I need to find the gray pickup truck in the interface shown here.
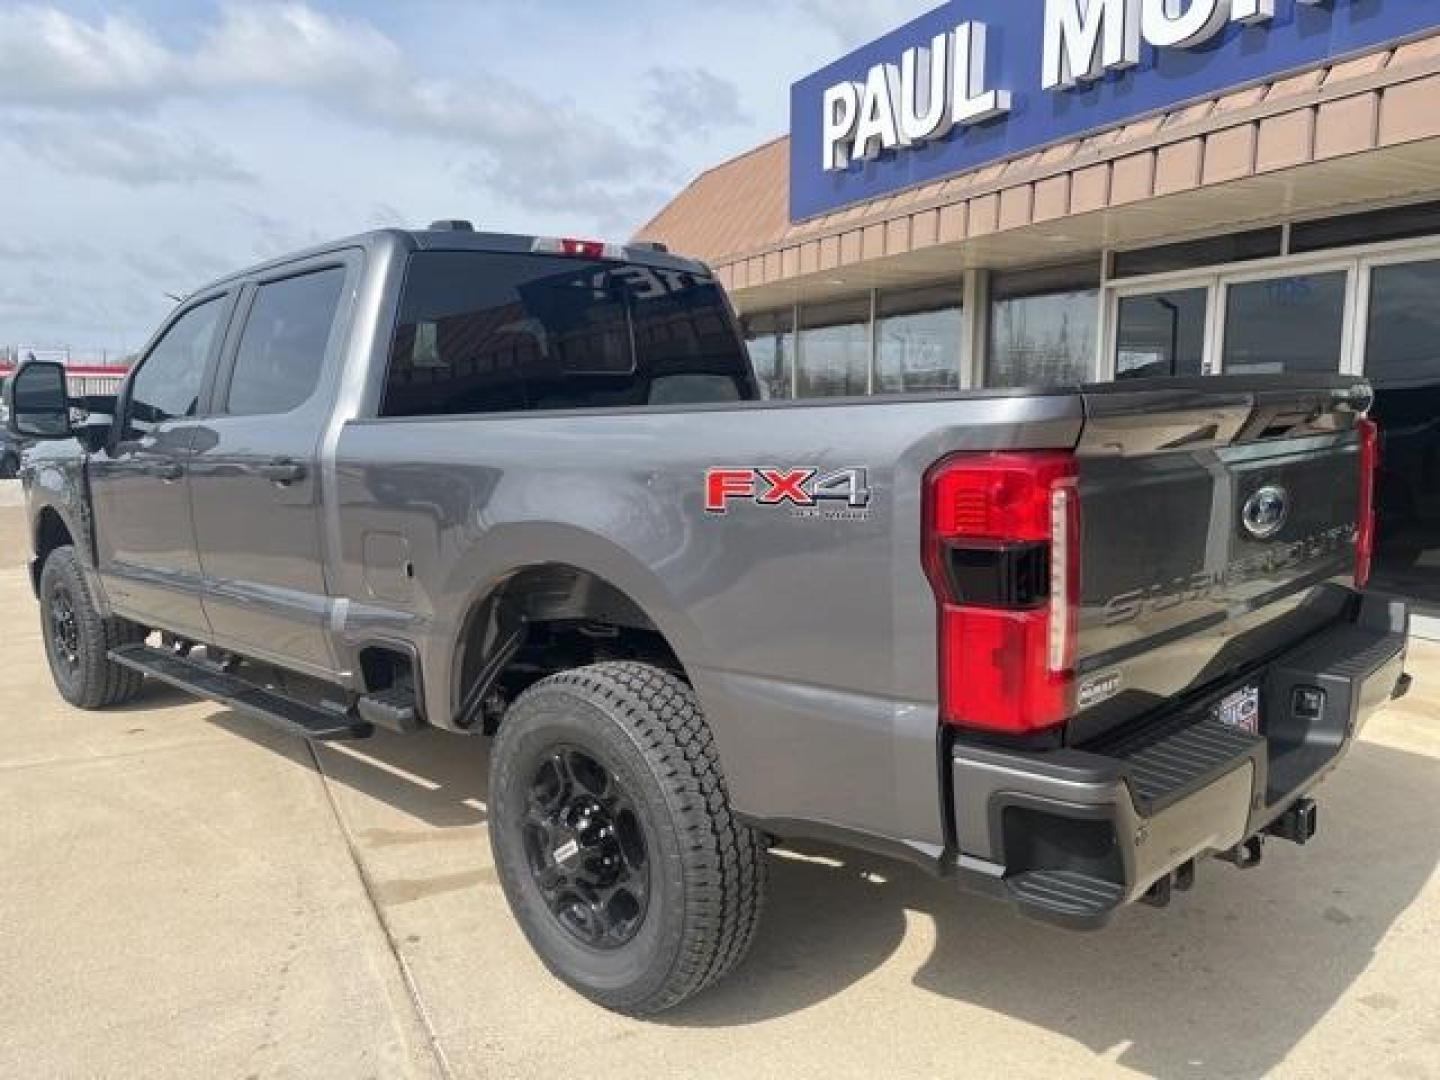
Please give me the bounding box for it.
[6,223,1409,1015]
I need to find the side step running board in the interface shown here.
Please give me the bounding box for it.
[357,686,421,734]
[109,643,372,741]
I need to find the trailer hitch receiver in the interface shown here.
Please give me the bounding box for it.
[1265,797,1318,846]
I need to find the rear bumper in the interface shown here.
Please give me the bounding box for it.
[949,594,1409,929]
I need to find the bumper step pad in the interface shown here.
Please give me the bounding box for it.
[108,643,372,741]
[1086,713,1263,814]
[1005,870,1126,927]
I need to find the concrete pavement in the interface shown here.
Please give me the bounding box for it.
[1,496,1437,1079]
[0,481,26,510]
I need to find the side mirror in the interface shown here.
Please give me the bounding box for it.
[6,361,73,439]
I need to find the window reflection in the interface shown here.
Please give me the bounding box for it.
[876,286,963,393]
[1116,288,1207,379]
[743,309,794,400]
[1222,272,1347,375]
[1365,259,1440,610]
[989,280,1098,388]
[798,297,870,398]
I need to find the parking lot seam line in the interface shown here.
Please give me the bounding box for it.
[305,739,457,1080]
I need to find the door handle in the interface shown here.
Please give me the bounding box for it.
[147,462,183,482]
[257,459,306,485]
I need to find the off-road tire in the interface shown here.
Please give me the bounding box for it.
[39,545,146,709]
[489,661,766,1015]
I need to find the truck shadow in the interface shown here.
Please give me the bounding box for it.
[667,738,1440,1077]
[205,710,1437,1077]
[208,715,491,828]
[105,681,212,714]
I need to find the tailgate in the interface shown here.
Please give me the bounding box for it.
[1071,376,1373,743]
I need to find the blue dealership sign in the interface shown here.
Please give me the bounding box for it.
[790,0,1440,222]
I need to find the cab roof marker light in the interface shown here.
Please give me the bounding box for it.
[531,237,627,260]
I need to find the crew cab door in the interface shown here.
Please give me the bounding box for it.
[90,291,234,638]
[187,256,355,678]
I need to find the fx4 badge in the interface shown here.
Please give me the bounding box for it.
[705,467,872,521]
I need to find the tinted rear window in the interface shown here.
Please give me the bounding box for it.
[382,251,755,417]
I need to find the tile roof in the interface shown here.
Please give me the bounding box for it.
[637,34,1440,296]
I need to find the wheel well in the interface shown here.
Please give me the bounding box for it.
[454,564,683,733]
[35,508,73,566]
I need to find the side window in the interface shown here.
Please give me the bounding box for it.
[127,297,226,438]
[226,266,347,417]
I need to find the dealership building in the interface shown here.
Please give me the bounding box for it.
[640,0,1440,634]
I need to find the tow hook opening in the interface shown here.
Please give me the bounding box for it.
[1141,875,1172,908]
[1174,859,1196,892]
[1140,859,1196,909]
[1218,834,1265,869]
[1264,797,1319,846]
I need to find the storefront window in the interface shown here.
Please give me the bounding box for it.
[1222,272,1348,375]
[1291,201,1440,255]
[988,263,1100,388]
[743,309,794,399]
[1364,261,1440,387]
[1115,288,1208,379]
[797,297,870,398]
[876,285,963,394]
[1364,258,1440,609]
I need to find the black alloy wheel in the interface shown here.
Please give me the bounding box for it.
[522,745,649,949]
[489,662,767,1015]
[47,581,81,674]
[38,545,147,709]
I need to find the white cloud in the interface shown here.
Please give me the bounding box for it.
[0,6,174,106]
[0,266,156,345]
[0,3,653,164]
[0,3,668,218]
[644,67,751,141]
[193,2,404,93]
[0,2,394,105]
[0,238,50,261]
[0,0,936,350]
[3,115,254,187]
[119,238,236,291]
[793,0,932,49]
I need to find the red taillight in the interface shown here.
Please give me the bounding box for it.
[1355,417,1379,589]
[922,452,1079,736]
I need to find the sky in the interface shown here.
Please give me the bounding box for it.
[0,0,934,356]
